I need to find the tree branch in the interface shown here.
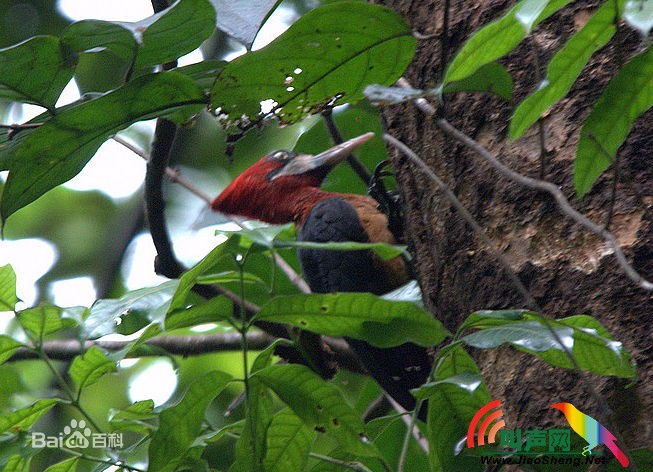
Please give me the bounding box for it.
[395,78,653,292]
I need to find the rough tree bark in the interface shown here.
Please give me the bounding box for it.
[377,0,652,451]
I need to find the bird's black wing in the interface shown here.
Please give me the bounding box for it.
[298,197,430,416]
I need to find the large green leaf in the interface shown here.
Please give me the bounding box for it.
[61,20,137,63]
[148,370,232,471]
[444,0,572,84]
[412,345,491,472]
[0,72,205,222]
[85,280,179,339]
[254,364,377,456]
[461,313,636,377]
[0,336,23,365]
[43,457,79,472]
[0,399,60,434]
[212,1,415,125]
[108,400,156,435]
[442,62,513,101]
[510,0,620,139]
[263,408,316,471]
[17,305,74,340]
[0,36,75,110]
[0,264,18,311]
[68,346,117,391]
[254,293,448,347]
[575,46,653,196]
[122,0,216,69]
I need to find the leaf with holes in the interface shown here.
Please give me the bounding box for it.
[254,364,378,456]
[575,46,653,196]
[211,1,415,125]
[254,293,449,347]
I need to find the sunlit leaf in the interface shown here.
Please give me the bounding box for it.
[212,1,415,125]
[0,36,75,110]
[443,62,513,101]
[461,314,636,377]
[417,345,490,472]
[17,305,73,339]
[165,295,232,331]
[43,457,79,472]
[0,72,206,222]
[0,398,60,433]
[2,455,30,472]
[510,0,619,139]
[575,46,653,196]
[444,0,572,84]
[109,400,156,435]
[211,0,282,49]
[254,364,378,456]
[0,336,23,365]
[254,293,449,348]
[86,280,179,339]
[121,0,216,69]
[148,370,232,471]
[0,264,18,311]
[263,408,316,471]
[68,346,117,391]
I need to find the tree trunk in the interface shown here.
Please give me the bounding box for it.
[378,0,652,451]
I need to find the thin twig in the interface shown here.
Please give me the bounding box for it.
[322,110,373,185]
[395,78,653,292]
[113,135,312,294]
[384,134,541,310]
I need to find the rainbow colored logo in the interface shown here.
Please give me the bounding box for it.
[466,399,506,448]
[466,399,630,468]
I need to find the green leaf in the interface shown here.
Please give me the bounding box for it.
[2,455,29,472]
[416,345,491,472]
[85,280,179,339]
[263,408,316,471]
[0,336,23,365]
[575,46,653,196]
[68,346,117,391]
[148,371,232,471]
[254,293,449,348]
[365,414,430,471]
[457,309,530,336]
[230,344,278,472]
[624,0,653,37]
[211,0,282,49]
[123,0,216,69]
[0,72,205,222]
[0,398,60,433]
[443,62,513,101]
[0,264,18,311]
[461,314,636,377]
[444,0,572,84]
[510,0,619,139]
[43,457,79,472]
[275,239,408,261]
[254,364,377,456]
[165,295,232,331]
[108,400,156,435]
[175,60,226,91]
[212,1,415,125]
[61,20,137,63]
[17,305,73,339]
[0,36,75,110]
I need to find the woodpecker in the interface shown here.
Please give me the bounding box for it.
[211,132,431,416]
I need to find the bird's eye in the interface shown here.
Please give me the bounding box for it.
[269,150,295,161]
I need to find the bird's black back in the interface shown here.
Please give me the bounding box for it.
[298,196,431,416]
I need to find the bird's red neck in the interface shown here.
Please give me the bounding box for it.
[211,171,335,225]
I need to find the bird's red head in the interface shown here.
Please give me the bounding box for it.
[211,132,374,225]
